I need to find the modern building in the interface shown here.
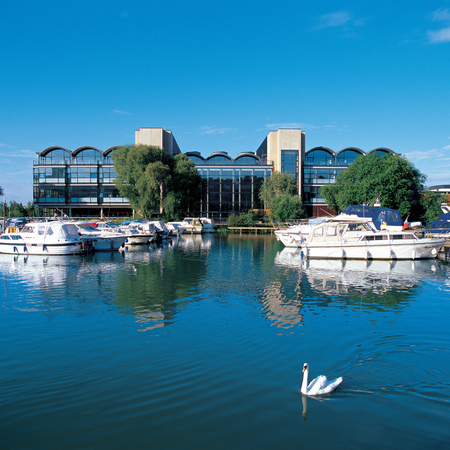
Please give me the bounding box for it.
[33,126,395,218]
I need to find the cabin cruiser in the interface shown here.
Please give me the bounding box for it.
[274,218,326,248]
[166,222,185,235]
[275,205,405,248]
[425,211,450,238]
[119,221,155,244]
[0,221,83,255]
[93,221,152,246]
[73,222,128,251]
[301,215,446,260]
[180,218,203,234]
[200,217,215,233]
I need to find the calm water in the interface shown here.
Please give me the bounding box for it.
[1,235,449,449]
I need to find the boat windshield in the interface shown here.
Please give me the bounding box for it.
[62,224,80,239]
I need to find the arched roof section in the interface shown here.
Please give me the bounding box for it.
[73,146,103,157]
[367,147,396,156]
[305,147,336,165]
[40,146,72,157]
[336,147,364,166]
[104,146,119,156]
[306,146,335,157]
[206,152,233,165]
[339,147,364,155]
[234,153,261,165]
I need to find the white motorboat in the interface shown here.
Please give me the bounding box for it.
[180,218,203,234]
[145,221,171,240]
[73,222,128,251]
[0,221,83,255]
[274,219,325,248]
[301,215,446,260]
[200,217,215,233]
[166,222,185,235]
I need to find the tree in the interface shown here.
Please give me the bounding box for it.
[112,144,201,218]
[259,173,305,222]
[270,193,304,222]
[320,153,426,220]
[0,186,3,196]
[420,190,445,224]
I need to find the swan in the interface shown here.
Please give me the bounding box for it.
[301,363,343,395]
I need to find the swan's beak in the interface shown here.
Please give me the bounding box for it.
[303,365,307,372]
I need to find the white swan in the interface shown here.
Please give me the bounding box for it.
[301,363,343,395]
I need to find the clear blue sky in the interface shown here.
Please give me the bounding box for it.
[1,1,449,205]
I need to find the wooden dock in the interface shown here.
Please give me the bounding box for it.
[227,227,275,235]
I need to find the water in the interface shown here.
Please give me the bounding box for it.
[1,235,449,449]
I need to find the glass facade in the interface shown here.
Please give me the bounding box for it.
[303,148,395,213]
[281,150,299,178]
[33,137,394,218]
[196,166,272,217]
[33,147,129,216]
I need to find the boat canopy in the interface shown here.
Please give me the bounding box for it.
[341,205,403,230]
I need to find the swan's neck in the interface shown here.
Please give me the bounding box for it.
[301,368,309,394]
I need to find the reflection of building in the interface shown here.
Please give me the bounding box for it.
[33,126,395,217]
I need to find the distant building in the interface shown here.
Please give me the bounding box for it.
[33,126,395,218]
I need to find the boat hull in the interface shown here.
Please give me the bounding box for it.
[302,238,446,260]
[0,240,83,255]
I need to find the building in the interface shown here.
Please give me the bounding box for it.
[33,126,395,218]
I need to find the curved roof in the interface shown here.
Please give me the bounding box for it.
[40,146,72,157]
[206,152,233,163]
[367,147,395,155]
[306,146,336,157]
[338,147,364,155]
[104,146,119,156]
[185,151,206,161]
[73,146,103,157]
[234,153,261,162]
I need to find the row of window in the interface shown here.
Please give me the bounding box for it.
[33,166,117,184]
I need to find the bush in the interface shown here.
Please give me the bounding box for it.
[227,211,256,227]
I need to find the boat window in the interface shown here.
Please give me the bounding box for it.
[21,226,34,233]
[46,227,54,236]
[38,226,46,235]
[63,224,81,238]
[11,235,22,240]
[313,227,323,237]
[0,235,11,240]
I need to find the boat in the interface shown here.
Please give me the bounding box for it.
[301,214,446,260]
[145,221,172,241]
[340,205,403,231]
[0,221,83,255]
[166,222,185,235]
[180,218,203,234]
[424,212,450,238]
[200,217,215,233]
[73,221,128,251]
[275,205,405,248]
[274,218,326,248]
[120,221,155,245]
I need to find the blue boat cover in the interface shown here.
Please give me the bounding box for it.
[342,205,403,230]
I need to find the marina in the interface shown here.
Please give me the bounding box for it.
[1,234,449,449]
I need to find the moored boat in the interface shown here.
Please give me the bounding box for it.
[0,221,83,255]
[73,221,128,251]
[301,215,446,260]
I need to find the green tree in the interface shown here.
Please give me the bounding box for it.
[270,193,304,222]
[320,153,426,220]
[112,144,201,218]
[163,154,202,220]
[227,211,256,227]
[259,173,304,221]
[420,190,445,224]
[8,200,26,217]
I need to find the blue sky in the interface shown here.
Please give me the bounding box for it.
[1,1,449,204]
